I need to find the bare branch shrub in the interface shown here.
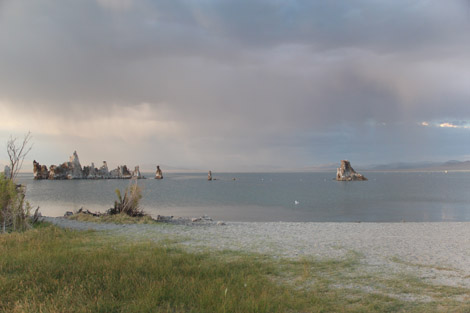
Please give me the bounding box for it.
[1,132,38,233]
[7,131,33,181]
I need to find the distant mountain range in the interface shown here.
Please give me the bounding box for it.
[302,160,470,172]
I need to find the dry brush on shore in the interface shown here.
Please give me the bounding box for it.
[1,132,39,233]
[108,179,145,217]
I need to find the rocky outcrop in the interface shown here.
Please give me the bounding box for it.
[33,152,144,180]
[336,160,367,181]
[33,160,49,180]
[155,165,163,179]
[68,151,83,179]
[108,167,119,178]
[98,161,109,178]
[133,166,142,179]
[208,170,212,181]
[48,163,69,179]
[109,165,133,179]
[120,165,132,178]
[83,162,97,178]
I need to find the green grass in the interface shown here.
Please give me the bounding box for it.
[1,224,470,312]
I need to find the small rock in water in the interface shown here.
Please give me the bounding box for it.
[191,217,202,222]
[217,221,226,226]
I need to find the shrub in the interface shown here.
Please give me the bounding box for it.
[108,179,145,217]
[0,174,37,233]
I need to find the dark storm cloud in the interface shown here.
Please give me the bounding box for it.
[151,0,470,51]
[1,0,470,168]
[1,0,468,109]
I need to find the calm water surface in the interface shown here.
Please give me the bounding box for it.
[18,172,470,222]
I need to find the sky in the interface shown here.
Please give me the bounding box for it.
[0,0,470,171]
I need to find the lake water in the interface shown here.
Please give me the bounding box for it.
[18,171,470,222]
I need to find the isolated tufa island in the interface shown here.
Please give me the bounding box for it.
[33,151,143,180]
[336,160,367,181]
[155,165,163,179]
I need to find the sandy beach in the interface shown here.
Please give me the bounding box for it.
[41,216,470,289]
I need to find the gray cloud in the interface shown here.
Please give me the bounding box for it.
[0,0,470,169]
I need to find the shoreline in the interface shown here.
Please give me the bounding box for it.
[41,216,470,289]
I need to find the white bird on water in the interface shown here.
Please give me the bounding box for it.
[294,200,299,205]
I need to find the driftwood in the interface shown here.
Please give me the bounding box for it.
[75,207,102,217]
[64,206,146,218]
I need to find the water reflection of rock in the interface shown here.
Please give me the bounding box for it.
[33,151,144,180]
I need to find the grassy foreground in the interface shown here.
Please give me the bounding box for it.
[1,224,469,312]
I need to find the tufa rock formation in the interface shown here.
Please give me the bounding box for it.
[69,151,83,179]
[33,151,144,180]
[83,162,96,178]
[4,165,11,178]
[336,160,367,181]
[48,163,69,180]
[208,170,212,181]
[33,161,49,180]
[133,166,142,179]
[110,165,133,179]
[98,161,109,177]
[155,165,163,179]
